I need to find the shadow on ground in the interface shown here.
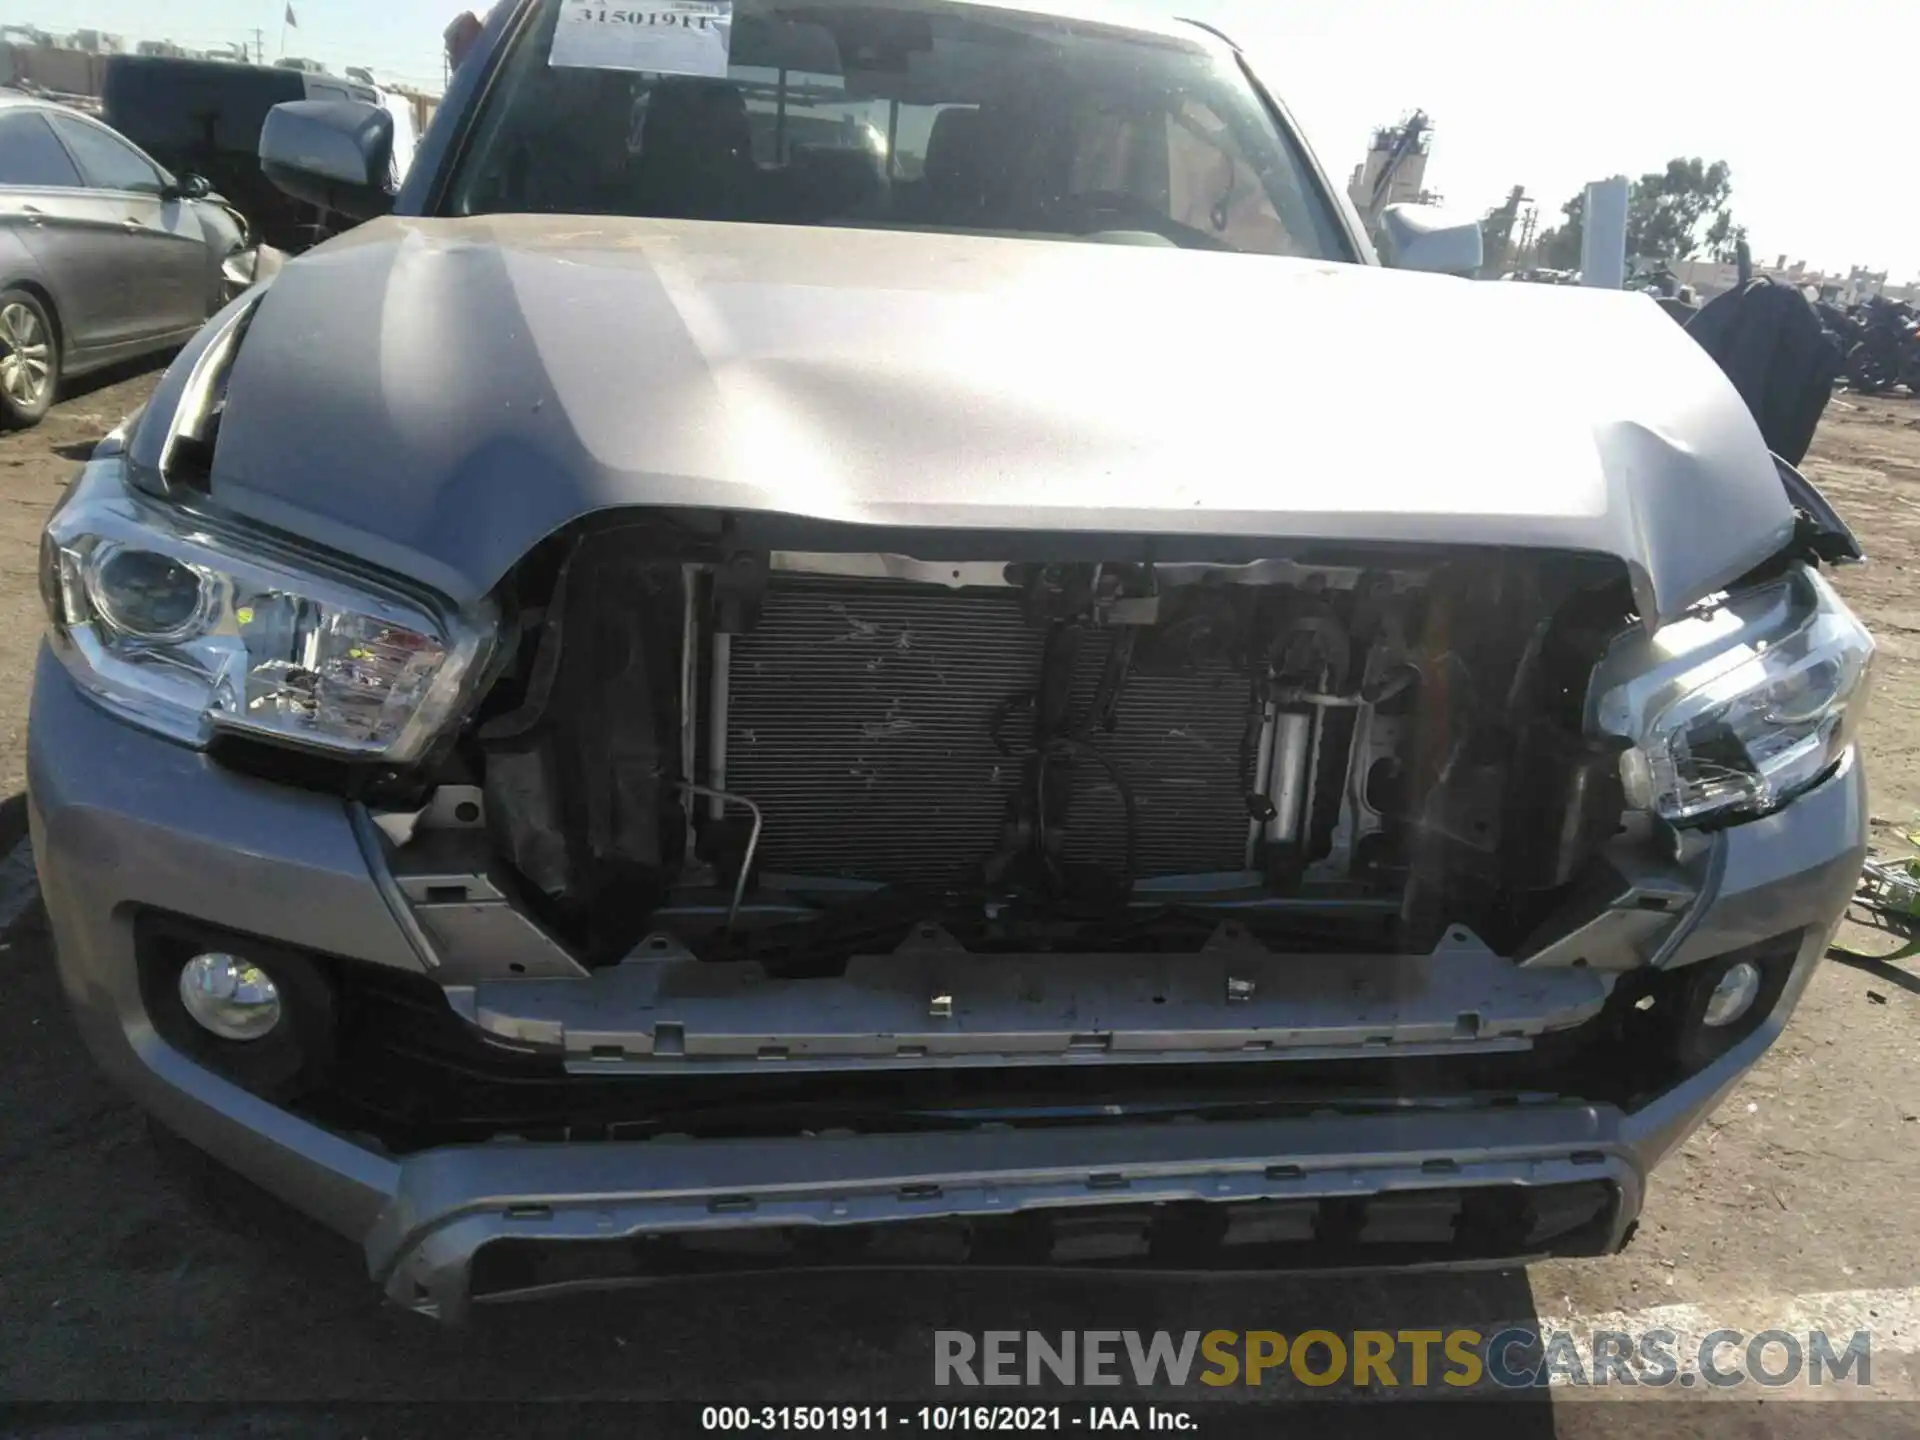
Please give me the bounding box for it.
[0,768,1551,1420]
[55,353,174,410]
[0,895,1556,1421]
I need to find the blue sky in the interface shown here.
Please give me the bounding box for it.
[45,0,1918,277]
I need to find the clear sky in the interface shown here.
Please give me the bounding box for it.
[45,0,1918,277]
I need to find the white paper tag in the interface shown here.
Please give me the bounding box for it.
[550,1,733,76]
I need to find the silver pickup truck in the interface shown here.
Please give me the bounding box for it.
[29,0,1871,1321]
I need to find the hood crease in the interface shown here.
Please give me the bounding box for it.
[208,215,1797,623]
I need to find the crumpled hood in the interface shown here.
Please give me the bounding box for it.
[207,214,1795,622]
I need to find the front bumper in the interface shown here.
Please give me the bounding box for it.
[28,644,1869,1321]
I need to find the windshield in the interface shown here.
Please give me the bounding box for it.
[444,0,1352,258]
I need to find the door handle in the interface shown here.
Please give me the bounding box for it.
[20,203,42,226]
[124,218,145,232]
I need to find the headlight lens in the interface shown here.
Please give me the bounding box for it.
[88,545,212,641]
[42,459,493,761]
[1593,566,1873,824]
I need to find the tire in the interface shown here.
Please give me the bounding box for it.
[0,287,57,429]
[1846,340,1889,395]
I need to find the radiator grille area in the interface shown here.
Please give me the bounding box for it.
[723,578,1255,885]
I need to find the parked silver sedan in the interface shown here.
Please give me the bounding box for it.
[0,91,261,427]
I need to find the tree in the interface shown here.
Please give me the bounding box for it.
[1709,220,1749,264]
[1625,157,1733,261]
[1529,157,1740,273]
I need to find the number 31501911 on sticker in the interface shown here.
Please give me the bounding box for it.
[551,0,733,74]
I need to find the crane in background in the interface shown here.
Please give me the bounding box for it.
[1354,110,1432,228]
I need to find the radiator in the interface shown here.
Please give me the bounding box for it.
[723,578,1254,886]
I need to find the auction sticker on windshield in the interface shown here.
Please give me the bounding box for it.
[550,1,732,74]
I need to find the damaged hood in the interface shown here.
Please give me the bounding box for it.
[206,215,1795,622]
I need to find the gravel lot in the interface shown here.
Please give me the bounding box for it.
[3,365,1920,1426]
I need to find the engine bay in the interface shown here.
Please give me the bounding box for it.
[433,521,1642,976]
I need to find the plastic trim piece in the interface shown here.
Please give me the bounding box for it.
[461,928,1611,1076]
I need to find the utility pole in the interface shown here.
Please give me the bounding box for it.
[252,27,264,62]
[1482,185,1530,274]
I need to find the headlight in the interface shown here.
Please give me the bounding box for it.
[41,458,493,762]
[1591,566,1873,824]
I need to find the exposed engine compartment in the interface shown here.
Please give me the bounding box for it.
[452,522,1639,973]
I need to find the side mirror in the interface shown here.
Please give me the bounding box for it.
[260,99,396,221]
[1378,203,1484,276]
[162,172,212,201]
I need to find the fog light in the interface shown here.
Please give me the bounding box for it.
[1701,960,1761,1029]
[178,954,281,1041]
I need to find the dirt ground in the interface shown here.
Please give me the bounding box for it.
[3,368,1920,1427]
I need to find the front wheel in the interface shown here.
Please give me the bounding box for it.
[0,289,57,429]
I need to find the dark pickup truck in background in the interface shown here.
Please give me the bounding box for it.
[101,54,419,254]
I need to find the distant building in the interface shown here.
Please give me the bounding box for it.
[384,82,440,134]
[1671,257,1900,306]
[1,31,443,119]
[0,36,105,98]
[63,29,123,54]
[1844,266,1889,299]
